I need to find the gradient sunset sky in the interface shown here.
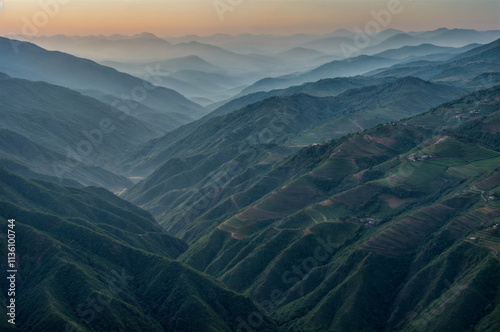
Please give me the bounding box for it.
[0,0,499,36]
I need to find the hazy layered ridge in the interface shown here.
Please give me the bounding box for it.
[121,76,397,177]
[0,37,207,131]
[368,38,500,86]
[0,129,133,191]
[0,170,276,331]
[240,38,500,96]
[207,76,396,118]
[236,55,400,96]
[15,29,499,106]
[0,73,161,190]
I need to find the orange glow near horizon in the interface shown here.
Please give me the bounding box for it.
[0,0,498,37]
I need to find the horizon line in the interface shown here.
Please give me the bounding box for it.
[2,27,500,39]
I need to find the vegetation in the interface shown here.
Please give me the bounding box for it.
[1,36,499,331]
[0,170,275,331]
[176,85,500,331]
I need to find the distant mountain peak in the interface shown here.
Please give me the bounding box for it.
[133,32,160,39]
[0,72,11,79]
[333,28,352,36]
[394,76,427,85]
[186,40,202,45]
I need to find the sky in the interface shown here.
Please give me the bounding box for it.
[0,0,498,37]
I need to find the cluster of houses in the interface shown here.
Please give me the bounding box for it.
[360,217,379,226]
[468,236,480,243]
[407,153,435,162]
[487,223,499,235]
[468,224,499,244]
[454,109,480,120]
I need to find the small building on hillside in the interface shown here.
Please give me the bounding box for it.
[468,236,480,243]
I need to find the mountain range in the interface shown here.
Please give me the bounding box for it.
[0,73,164,190]
[172,86,500,331]
[0,170,275,331]
[13,29,499,106]
[369,38,500,87]
[1,30,499,331]
[0,37,207,131]
[121,76,466,178]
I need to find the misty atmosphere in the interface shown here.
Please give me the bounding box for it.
[0,0,500,331]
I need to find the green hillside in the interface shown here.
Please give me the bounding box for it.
[123,77,467,239]
[1,30,499,332]
[0,129,135,191]
[0,170,275,331]
[0,74,164,190]
[209,76,395,120]
[175,86,500,331]
[0,74,159,158]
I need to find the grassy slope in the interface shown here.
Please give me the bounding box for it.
[0,129,134,191]
[0,75,159,163]
[123,78,467,244]
[0,170,276,331]
[0,74,168,190]
[180,86,500,331]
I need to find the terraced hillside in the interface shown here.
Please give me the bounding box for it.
[177,86,500,331]
[123,78,467,241]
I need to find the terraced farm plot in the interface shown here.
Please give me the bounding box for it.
[431,140,499,163]
[394,161,448,187]
[289,117,358,146]
[471,156,500,167]
[429,158,467,166]
[310,158,355,180]
[305,207,330,223]
[476,172,500,191]
[447,164,486,178]
[331,183,379,208]
[363,203,456,256]
[257,183,319,214]
[277,210,317,228]
[309,201,351,220]
[219,184,319,237]
[467,230,500,258]
[235,205,287,222]
[380,194,417,209]
[218,214,275,239]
